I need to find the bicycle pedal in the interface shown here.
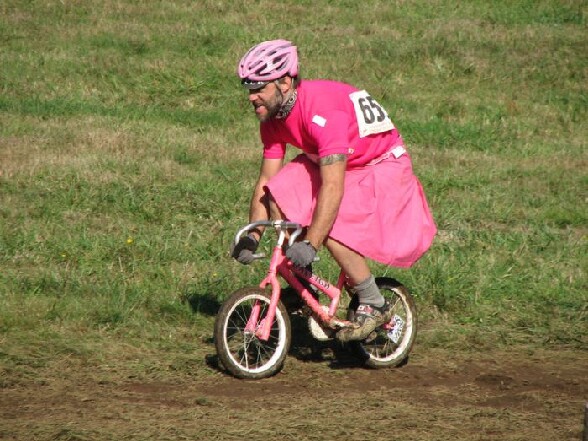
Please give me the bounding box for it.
[308,316,335,341]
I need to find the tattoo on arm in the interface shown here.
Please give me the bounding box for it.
[319,154,347,166]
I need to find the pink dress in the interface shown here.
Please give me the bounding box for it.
[263,80,437,268]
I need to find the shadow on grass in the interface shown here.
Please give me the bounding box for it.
[184,292,221,316]
[288,314,367,369]
[283,287,366,369]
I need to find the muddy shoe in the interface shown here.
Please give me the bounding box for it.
[336,301,392,342]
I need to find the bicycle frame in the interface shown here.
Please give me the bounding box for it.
[218,220,418,378]
[237,220,351,341]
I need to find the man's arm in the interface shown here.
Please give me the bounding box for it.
[247,157,283,241]
[305,154,347,249]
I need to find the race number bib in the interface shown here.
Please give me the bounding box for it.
[349,90,395,138]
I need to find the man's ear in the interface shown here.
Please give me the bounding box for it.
[277,76,293,94]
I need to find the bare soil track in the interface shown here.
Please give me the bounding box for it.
[1,338,586,441]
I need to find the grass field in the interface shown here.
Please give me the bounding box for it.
[1,1,587,440]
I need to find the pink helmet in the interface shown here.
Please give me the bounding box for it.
[238,40,298,89]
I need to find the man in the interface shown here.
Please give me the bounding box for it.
[232,39,436,341]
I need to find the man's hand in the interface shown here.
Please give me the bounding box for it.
[286,240,317,268]
[231,235,259,265]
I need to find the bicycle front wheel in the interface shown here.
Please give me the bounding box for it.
[214,287,291,379]
[347,277,417,369]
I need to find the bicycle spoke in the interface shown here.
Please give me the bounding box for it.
[221,296,286,372]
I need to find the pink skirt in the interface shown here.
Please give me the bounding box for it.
[265,153,437,268]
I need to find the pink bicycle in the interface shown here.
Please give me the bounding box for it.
[214,220,417,379]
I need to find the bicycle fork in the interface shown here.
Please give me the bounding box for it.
[244,244,284,341]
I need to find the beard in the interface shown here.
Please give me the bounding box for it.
[255,88,284,122]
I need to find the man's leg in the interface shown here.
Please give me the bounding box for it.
[268,193,286,221]
[325,238,369,284]
[325,238,384,305]
[325,238,391,342]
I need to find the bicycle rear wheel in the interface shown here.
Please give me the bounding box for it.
[214,287,291,379]
[347,278,417,368]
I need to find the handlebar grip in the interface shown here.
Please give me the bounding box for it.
[234,220,304,247]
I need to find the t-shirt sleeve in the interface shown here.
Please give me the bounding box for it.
[308,109,352,158]
[262,142,287,159]
[260,123,287,159]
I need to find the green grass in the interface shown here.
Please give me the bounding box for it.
[1,0,586,371]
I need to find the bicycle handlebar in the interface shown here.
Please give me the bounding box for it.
[234,220,304,260]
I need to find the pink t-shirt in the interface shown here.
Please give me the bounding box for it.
[260,80,402,168]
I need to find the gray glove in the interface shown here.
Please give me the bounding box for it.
[286,240,317,268]
[231,234,259,265]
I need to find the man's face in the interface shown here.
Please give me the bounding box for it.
[247,82,283,122]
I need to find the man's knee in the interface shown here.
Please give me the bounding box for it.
[267,192,285,220]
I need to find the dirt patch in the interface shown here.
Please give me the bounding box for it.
[1,341,586,441]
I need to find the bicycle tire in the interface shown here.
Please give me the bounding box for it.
[214,287,291,379]
[346,277,417,368]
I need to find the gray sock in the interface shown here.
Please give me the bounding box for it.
[352,275,385,307]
